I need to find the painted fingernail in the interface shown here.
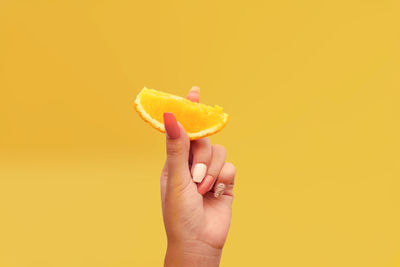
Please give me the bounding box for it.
[163,113,180,139]
[198,175,215,195]
[186,86,200,102]
[214,183,225,198]
[192,163,207,183]
[205,175,216,192]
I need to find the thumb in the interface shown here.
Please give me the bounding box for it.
[163,112,191,191]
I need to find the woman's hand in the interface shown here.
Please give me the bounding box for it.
[161,87,236,267]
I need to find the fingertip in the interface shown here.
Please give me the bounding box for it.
[186,86,200,103]
[214,183,226,198]
[163,112,180,139]
[192,163,207,183]
[197,184,207,195]
[175,122,190,148]
[190,86,200,93]
[176,121,188,137]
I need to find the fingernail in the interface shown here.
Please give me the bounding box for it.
[214,183,225,198]
[198,175,215,195]
[192,163,207,183]
[163,113,180,139]
[187,86,200,103]
[205,175,215,191]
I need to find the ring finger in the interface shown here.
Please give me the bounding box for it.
[213,162,235,198]
[198,144,226,195]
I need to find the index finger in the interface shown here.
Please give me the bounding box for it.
[186,86,212,184]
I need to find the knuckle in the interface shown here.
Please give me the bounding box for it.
[224,162,236,177]
[212,144,226,154]
[204,138,211,146]
[192,142,212,164]
[193,139,211,153]
[166,144,183,157]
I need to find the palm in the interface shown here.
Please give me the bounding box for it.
[179,180,233,249]
[161,163,233,249]
[201,192,233,248]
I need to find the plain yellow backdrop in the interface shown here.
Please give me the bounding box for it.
[1,0,399,266]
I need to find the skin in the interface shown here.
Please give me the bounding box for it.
[161,87,236,267]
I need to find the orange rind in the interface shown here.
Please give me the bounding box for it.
[134,87,229,140]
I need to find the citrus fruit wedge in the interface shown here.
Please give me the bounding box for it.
[134,87,229,140]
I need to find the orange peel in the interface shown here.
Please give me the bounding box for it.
[134,87,229,140]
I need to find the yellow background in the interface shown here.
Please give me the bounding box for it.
[1,0,399,266]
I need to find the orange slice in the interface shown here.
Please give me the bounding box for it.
[134,87,229,140]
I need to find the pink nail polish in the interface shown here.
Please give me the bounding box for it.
[197,175,215,195]
[186,86,201,103]
[163,113,180,139]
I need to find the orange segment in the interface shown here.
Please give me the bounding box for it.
[134,87,229,140]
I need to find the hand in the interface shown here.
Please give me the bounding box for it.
[161,87,236,267]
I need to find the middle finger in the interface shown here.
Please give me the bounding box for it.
[197,144,226,195]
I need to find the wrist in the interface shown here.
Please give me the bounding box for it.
[164,240,222,267]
